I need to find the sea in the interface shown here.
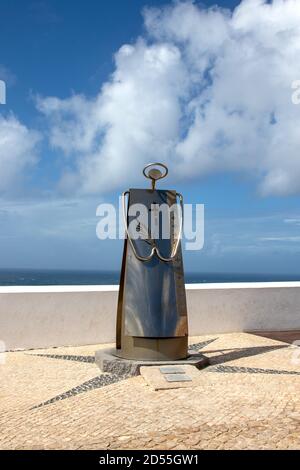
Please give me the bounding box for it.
[0,269,300,286]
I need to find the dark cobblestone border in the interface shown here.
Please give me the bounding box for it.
[29,340,299,410]
[27,354,95,363]
[30,342,212,409]
[31,373,130,410]
[208,365,300,375]
[188,338,218,351]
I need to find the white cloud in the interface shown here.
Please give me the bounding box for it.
[0,196,99,238]
[260,236,300,242]
[0,114,40,193]
[37,39,188,193]
[284,218,300,225]
[37,0,300,196]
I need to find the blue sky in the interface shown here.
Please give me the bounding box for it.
[1,0,300,274]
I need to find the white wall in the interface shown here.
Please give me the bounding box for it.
[0,282,300,351]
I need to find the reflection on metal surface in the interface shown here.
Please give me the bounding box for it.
[116,164,188,361]
[122,190,184,262]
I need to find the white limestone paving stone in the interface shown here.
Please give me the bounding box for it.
[140,365,202,390]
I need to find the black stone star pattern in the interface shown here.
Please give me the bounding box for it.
[28,340,299,409]
[208,365,300,375]
[31,372,130,410]
[28,353,95,363]
[188,338,218,351]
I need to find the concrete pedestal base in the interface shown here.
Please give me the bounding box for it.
[95,348,209,377]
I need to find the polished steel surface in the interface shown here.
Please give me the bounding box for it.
[116,336,188,361]
[116,163,188,360]
[143,162,168,190]
[121,189,188,338]
[122,190,184,262]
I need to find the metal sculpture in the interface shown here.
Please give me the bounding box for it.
[116,163,188,360]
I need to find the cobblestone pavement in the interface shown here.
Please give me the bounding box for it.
[0,333,299,450]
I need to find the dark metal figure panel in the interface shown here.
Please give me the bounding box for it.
[121,188,188,338]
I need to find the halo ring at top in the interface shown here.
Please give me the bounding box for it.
[143,162,168,181]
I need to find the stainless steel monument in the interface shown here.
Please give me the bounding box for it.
[116,163,188,361]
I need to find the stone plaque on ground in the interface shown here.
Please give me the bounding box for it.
[159,366,185,374]
[140,365,203,390]
[165,374,192,382]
